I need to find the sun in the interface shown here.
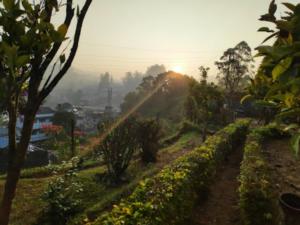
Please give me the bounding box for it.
[172,65,184,73]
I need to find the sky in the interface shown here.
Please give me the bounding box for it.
[62,0,298,80]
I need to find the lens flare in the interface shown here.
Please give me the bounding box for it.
[97,74,170,145]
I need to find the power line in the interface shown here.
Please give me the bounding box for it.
[80,42,221,54]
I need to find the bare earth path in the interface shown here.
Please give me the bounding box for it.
[190,148,243,225]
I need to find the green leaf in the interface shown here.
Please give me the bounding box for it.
[276,20,294,32]
[22,0,32,12]
[282,2,296,11]
[57,24,68,39]
[261,32,278,44]
[255,46,273,55]
[3,0,14,10]
[240,94,253,104]
[59,54,66,64]
[276,108,300,120]
[272,57,293,80]
[291,133,300,157]
[283,124,299,132]
[254,100,278,108]
[258,27,274,33]
[16,55,30,67]
[2,42,18,68]
[269,0,277,16]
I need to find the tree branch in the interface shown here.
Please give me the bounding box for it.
[39,0,92,102]
[38,0,74,78]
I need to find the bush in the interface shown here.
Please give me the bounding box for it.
[239,125,284,225]
[97,117,139,185]
[42,158,83,225]
[136,118,162,163]
[94,119,250,225]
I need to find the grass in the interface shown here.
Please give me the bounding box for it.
[0,178,50,225]
[0,131,200,225]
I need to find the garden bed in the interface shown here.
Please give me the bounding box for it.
[95,119,250,225]
[239,126,285,225]
[264,138,300,197]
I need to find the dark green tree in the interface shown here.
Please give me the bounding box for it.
[185,73,224,141]
[215,41,253,120]
[136,118,162,163]
[97,118,139,185]
[52,111,76,134]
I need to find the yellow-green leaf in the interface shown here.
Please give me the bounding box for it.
[291,133,300,157]
[16,55,30,67]
[57,24,68,39]
[272,57,293,80]
[3,0,14,10]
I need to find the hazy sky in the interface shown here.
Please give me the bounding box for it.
[65,0,297,80]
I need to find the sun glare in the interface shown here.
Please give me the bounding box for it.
[172,65,184,73]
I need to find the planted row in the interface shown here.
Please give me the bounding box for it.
[94,119,250,225]
[239,126,284,225]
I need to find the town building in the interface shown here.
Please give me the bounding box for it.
[0,107,55,149]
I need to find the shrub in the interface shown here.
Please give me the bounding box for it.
[239,125,284,225]
[95,119,250,225]
[97,117,139,185]
[136,118,162,163]
[42,158,83,225]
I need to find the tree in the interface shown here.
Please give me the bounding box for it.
[215,41,253,120]
[121,71,192,122]
[97,118,139,185]
[244,1,300,155]
[0,1,93,224]
[136,118,162,163]
[145,64,166,76]
[52,111,76,134]
[122,71,144,92]
[199,66,210,84]
[185,74,224,141]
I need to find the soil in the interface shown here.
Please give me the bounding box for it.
[263,138,300,197]
[190,148,243,225]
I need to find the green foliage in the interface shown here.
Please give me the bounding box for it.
[0,0,69,99]
[52,111,76,134]
[97,117,139,185]
[136,118,162,163]
[239,125,284,225]
[246,1,300,154]
[95,119,250,225]
[0,158,99,180]
[121,72,192,122]
[184,76,224,140]
[42,158,84,225]
[215,41,253,94]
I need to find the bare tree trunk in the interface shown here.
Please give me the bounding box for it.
[0,110,36,225]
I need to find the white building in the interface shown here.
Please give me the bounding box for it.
[0,107,55,149]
